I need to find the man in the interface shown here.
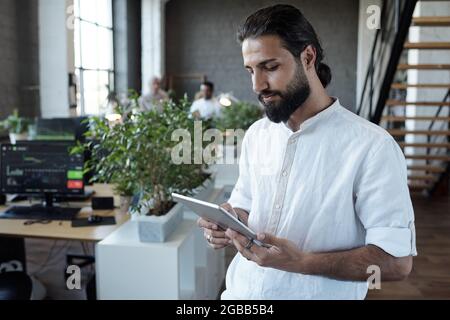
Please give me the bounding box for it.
[198,4,416,300]
[139,77,169,112]
[190,81,222,120]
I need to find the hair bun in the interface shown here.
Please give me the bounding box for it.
[317,62,332,88]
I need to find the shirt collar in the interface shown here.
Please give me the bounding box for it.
[280,97,340,135]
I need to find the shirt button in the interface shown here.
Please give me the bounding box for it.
[275,204,281,209]
[282,170,287,177]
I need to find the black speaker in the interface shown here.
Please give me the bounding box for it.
[0,194,6,205]
[91,197,114,210]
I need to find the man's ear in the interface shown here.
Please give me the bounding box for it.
[301,45,317,70]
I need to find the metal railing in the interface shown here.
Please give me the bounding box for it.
[357,0,418,124]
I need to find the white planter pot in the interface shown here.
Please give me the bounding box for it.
[9,133,28,144]
[136,202,184,243]
[135,175,215,243]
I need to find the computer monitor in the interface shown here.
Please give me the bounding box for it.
[32,117,93,186]
[34,118,77,141]
[0,142,84,220]
[34,116,90,142]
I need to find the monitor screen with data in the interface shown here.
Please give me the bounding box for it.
[0,142,84,195]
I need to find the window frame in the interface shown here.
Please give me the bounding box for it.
[74,0,115,115]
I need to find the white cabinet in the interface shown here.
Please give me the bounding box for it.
[96,188,228,300]
[96,220,197,299]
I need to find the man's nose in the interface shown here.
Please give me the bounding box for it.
[252,71,269,94]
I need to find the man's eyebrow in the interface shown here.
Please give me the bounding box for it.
[245,58,278,69]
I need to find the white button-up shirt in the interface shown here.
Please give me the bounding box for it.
[190,98,222,119]
[222,98,417,300]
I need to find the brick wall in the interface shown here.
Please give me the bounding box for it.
[0,0,39,120]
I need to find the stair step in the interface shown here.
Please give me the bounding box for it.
[408,175,438,181]
[407,165,446,173]
[404,42,450,49]
[382,116,450,121]
[398,142,450,148]
[388,129,450,136]
[405,154,450,161]
[386,100,450,106]
[412,16,450,27]
[397,63,450,70]
[409,191,427,196]
[392,83,450,89]
[408,183,431,191]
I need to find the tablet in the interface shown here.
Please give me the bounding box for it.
[172,193,270,248]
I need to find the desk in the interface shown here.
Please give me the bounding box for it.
[0,184,129,242]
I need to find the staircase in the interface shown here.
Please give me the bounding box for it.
[357,0,450,196]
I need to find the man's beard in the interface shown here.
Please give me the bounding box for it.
[258,66,310,123]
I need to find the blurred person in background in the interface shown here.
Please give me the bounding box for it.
[139,76,169,112]
[190,81,222,120]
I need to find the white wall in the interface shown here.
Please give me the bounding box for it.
[406,1,450,162]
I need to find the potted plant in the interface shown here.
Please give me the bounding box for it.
[71,115,136,213]
[0,110,32,144]
[73,95,214,242]
[216,101,263,132]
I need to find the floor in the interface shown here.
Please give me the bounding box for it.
[25,238,95,300]
[221,195,450,300]
[367,195,450,299]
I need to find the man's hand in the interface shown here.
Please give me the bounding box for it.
[225,229,413,282]
[197,217,230,250]
[197,203,249,250]
[197,203,244,249]
[225,229,306,273]
[220,203,249,226]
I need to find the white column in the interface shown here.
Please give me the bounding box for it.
[38,0,73,118]
[141,0,167,95]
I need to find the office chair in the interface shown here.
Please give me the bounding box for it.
[0,237,31,299]
[0,237,46,300]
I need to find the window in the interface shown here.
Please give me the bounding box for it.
[74,0,114,115]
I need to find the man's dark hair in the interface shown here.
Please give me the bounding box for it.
[202,81,214,91]
[237,4,331,87]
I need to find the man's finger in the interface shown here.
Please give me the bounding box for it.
[210,243,228,250]
[220,203,238,219]
[257,233,282,246]
[232,238,258,262]
[204,228,228,239]
[208,237,230,246]
[225,229,248,245]
[229,232,252,253]
[197,218,218,230]
[248,242,269,257]
[220,203,233,211]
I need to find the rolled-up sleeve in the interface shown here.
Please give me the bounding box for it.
[354,137,417,257]
[228,133,252,212]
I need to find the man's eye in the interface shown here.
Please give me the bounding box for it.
[266,65,279,71]
[246,69,253,74]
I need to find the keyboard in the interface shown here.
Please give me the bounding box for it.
[0,206,81,221]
